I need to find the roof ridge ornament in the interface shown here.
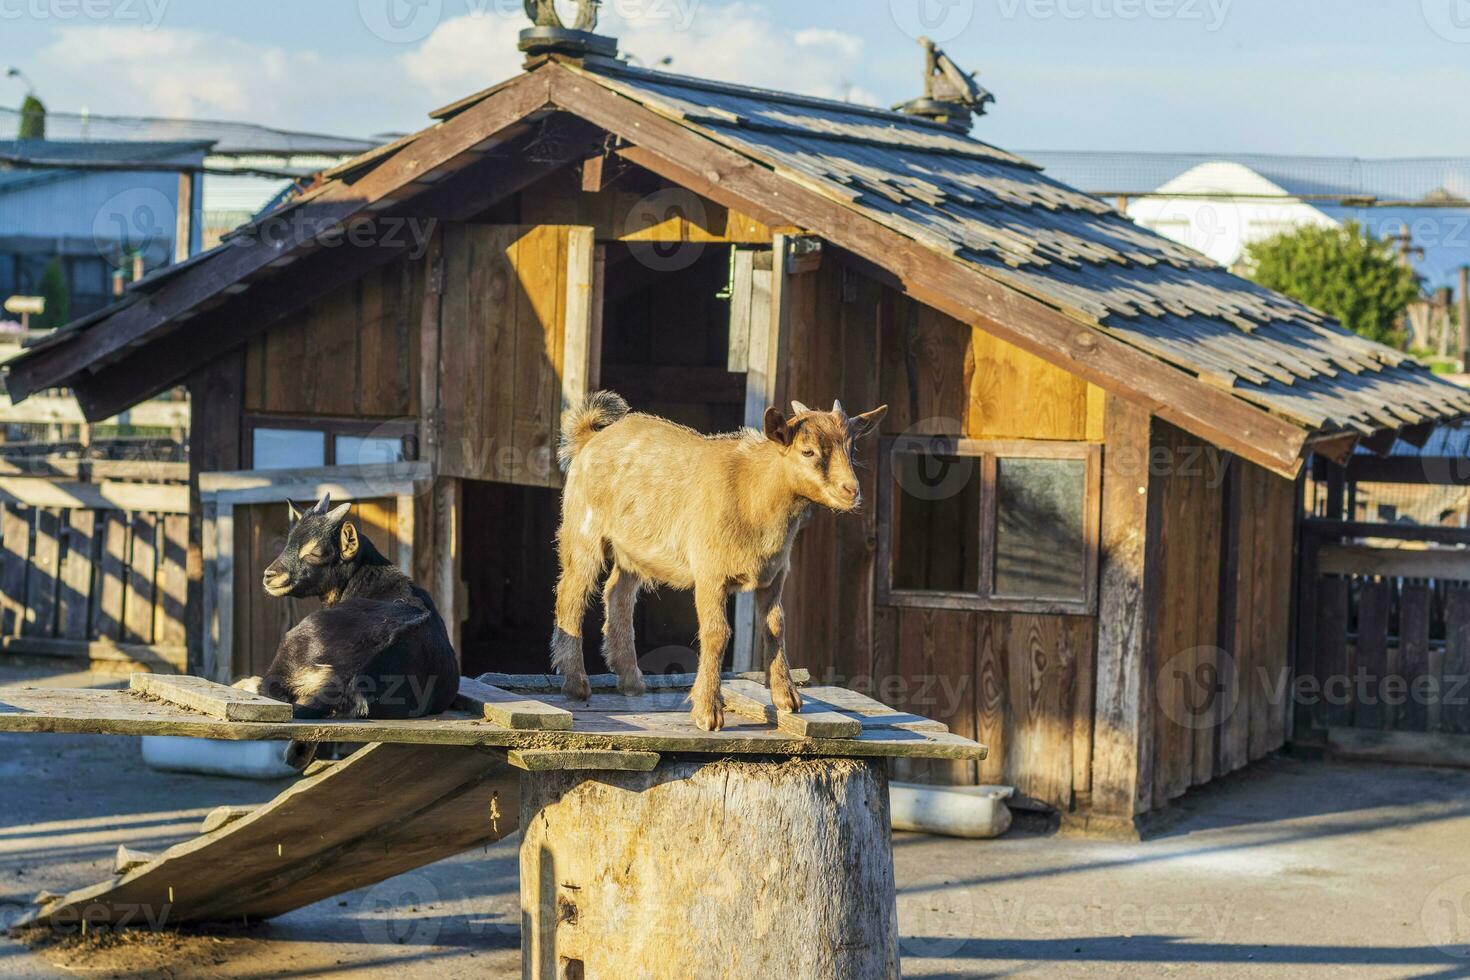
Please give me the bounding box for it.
[894,37,994,133]
[520,0,619,64]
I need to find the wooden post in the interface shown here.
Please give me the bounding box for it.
[1080,395,1157,835]
[520,757,899,979]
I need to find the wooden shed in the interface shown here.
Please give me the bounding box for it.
[9,29,1470,833]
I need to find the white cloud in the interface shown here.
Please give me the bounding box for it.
[402,5,873,106]
[27,9,877,141]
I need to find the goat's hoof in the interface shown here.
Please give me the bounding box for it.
[561,675,592,701]
[617,671,647,697]
[691,699,724,732]
[772,685,802,714]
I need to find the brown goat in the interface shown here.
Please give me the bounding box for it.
[551,391,886,731]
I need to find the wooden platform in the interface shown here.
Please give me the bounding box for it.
[0,673,988,763]
[8,672,983,932]
[21,741,518,928]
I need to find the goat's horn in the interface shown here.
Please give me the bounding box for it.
[790,400,811,416]
[832,399,845,416]
[311,492,331,515]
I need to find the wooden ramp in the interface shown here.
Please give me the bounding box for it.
[21,741,517,927]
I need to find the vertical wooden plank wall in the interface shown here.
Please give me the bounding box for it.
[0,504,191,665]
[244,258,422,420]
[1145,430,1294,812]
[782,259,1105,809]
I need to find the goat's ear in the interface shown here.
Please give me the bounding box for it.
[325,501,353,526]
[339,521,360,561]
[848,404,888,440]
[763,405,793,446]
[286,500,304,525]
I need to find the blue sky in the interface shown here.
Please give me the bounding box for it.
[3,0,1468,156]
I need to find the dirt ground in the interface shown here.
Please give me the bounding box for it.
[2,658,1469,979]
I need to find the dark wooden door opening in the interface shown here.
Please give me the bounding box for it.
[459,243,750,678]
[597,242,746,669]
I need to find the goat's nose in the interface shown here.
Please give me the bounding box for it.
[263,567,290,590]
[840,481,859,499]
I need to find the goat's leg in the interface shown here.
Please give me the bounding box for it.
[601,564,647,696]
[690,578,731,731]
[551,537,601,701]
[756,575,802,714]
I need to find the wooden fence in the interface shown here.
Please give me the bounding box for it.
[1299,519,1470,765]
[0,464,190,671]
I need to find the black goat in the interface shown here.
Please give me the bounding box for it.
[245,494,459,752]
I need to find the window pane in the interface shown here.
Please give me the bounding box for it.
[336,435,406,467]
[253,428,325,470]
[891,450,981,593]
[994,457,1087,601]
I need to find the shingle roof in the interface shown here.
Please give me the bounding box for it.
[571,61,1470,436]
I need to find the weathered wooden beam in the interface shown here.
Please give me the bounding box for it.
[1087,396,1156,822]
[507,748,660,771]
[0,457,189,481]
[129,672,292,722]
[455,677,573,730]
[0,478,188,513]
[0,637,186,671]
[0,394,189,428]
[548,65,1310,477]
[721,679,862,739]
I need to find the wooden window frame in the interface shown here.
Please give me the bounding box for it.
[875,435,1103,616]
[244,415,419,469]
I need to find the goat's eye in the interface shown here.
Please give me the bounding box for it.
[801,448,817,459]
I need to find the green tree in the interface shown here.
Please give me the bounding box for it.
[1243,221,1421,346]
[18,94,45,139]
[36,258,69,330]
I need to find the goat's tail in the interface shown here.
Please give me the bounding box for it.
[559,390,630,470]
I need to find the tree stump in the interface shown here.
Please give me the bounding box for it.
[519,756,899,979]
